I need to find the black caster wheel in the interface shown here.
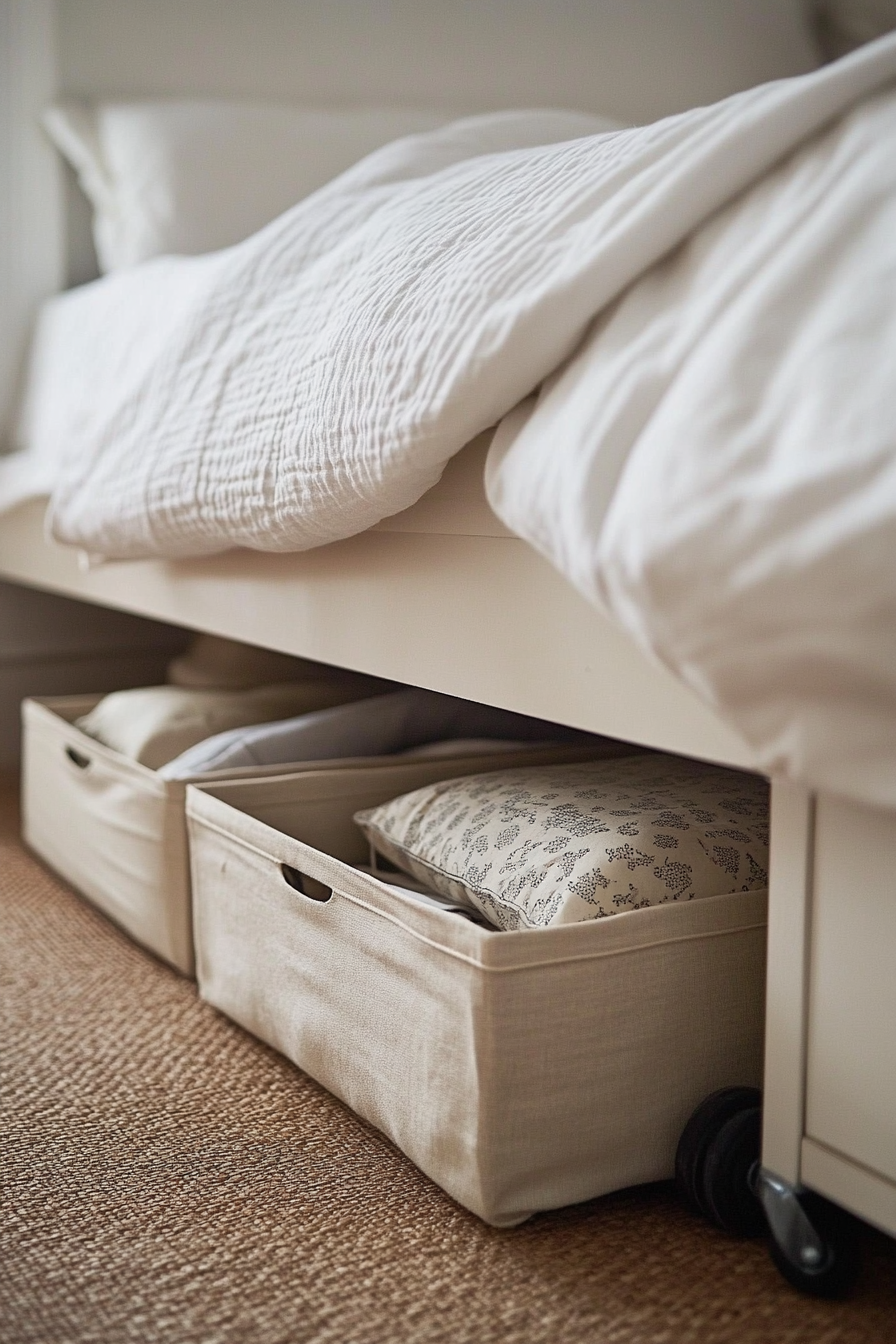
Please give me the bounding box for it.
[754,1170,858,1298]
[676,1086,764,1236]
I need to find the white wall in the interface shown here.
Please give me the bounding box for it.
[0,0,63,448]
[3,0,822,429]
[56,0,818,119]
[53,0,820,283]
[816,0,896,57]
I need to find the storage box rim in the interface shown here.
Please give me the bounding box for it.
[187,783,767,974]
[24,695,173,792]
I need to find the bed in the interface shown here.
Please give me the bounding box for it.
[2,0,896,1294]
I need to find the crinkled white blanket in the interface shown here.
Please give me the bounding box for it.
[487,49,896,807]
[13,109,615,553]
[13,37,895,561]
[7,33,896,808]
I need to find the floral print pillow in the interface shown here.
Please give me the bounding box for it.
[355,754,769,930]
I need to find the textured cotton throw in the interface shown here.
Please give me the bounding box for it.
[355,755,769,930]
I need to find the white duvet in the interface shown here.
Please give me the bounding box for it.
[487,53,896,807]
[6,34,896,808]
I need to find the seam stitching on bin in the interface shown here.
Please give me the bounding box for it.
[192,815,767,973]
[339,890,766,971]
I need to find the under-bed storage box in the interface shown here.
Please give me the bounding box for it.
[187,764,768,1226]
[21,696,589,978]
[23,695,201,973]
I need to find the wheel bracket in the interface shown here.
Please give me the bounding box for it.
[752,1167,831,1273]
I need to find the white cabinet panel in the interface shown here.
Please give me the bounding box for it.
[806,795,896,1184]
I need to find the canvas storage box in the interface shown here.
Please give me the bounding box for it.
[21,695,592,977]
[188,761,768,1227]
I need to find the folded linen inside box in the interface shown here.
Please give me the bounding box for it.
[158,687,593,778]
[352,862,492,924]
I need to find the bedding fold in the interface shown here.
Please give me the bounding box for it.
[10,38,896,560]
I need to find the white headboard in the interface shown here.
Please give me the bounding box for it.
[54,0,818,114]
[1,0,820,446]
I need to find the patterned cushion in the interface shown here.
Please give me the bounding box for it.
[354,755,769,930]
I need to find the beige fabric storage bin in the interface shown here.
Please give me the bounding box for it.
[24,695,202,973]
[21,696,591,977]
[188,763,768,1227]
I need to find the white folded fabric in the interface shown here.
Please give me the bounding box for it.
[353,864,492,925]
[158,687,584,779]
[400,738,534,760]
[78,680,377,770]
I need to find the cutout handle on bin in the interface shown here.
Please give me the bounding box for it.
[65,745,91,770]
[281,863,332,903]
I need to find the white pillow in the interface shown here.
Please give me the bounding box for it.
[43,99,451,271]
[355,755,769,930]
[76,677,382,770]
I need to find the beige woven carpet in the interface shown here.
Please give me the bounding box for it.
[3,781,896,1344]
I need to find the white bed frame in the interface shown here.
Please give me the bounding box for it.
[3,0,894,1286]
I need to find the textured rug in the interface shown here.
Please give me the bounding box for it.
[2,778,896,1344]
